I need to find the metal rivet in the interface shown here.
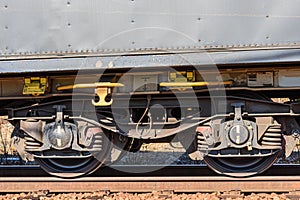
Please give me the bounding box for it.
[68,44,71,47]
[4,5,8,9]
[197,17,201,21]
[131,20,135,23]
[132,41,135,45]
[266,15,269,18]
[67,1,71,5]
[4,26,8,30]
[68,23,71,26]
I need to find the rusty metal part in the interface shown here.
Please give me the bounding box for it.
[0,176,300,193]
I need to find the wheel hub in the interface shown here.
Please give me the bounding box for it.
[228,124,250,145]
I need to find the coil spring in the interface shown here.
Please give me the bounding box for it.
[24,135,41,151]
[90,133,102,151]
[197,132,208,151]
[261,125,282,148]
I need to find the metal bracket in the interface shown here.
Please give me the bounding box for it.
[93,87,112,106]
[53,105,65,124]
[231,103,244,121]
[56,82,123,106]
[23,77,47,96]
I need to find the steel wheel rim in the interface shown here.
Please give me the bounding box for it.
[204,151,280,177]
[36,156,103,178]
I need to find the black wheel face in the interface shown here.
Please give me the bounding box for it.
[36,157,103,178]
[204,151,280,177]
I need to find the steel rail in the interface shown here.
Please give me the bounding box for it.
[0,176,299,193]
[0,164,298,193]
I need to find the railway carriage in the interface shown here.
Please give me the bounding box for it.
[1,0,300,177]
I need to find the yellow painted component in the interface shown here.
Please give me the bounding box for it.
[170,72,177,80]
[186,71,194,81]
[23,77,47,96]
[159,80,233,87]
[92,87,112,106]
[56,82,123,91]
[169,71,195,82]
[57,82,123,106]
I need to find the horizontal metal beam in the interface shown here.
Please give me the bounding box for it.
[0,176,299,192]
[1,49,300,74]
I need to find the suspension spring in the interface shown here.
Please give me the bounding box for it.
[261,125,282,148]
[197,132,208,151]
[24,135,41,151]
[88,133,102,151]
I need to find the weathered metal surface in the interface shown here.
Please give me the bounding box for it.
[0,176,300,192]
[1,48,300,74]
[1,0,300,60]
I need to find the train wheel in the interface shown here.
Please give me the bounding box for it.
[36,156,103,178]
[32,125,113,178]
[204,151,280,177]
[203,91,281,177]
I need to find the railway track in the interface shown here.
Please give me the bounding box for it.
[1,176,300,193]
[0,164,299,193]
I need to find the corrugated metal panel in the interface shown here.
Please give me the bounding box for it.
[1,0,300,57]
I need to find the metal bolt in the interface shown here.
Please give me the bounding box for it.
[292,129,300,138]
